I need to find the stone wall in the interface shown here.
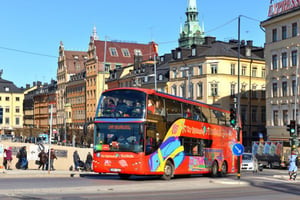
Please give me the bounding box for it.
[0,141,92,170]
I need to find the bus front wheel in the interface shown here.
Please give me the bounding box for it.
[162,160,174,180]
[211,161,219,178]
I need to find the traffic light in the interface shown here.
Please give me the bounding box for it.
[230,108,236,127]
[289,120,296,136]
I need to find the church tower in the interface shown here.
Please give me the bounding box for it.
[179,0,205,48]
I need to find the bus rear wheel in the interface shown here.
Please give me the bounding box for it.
[211,161,219,178]
[219,162,227,177]
[161,160,174,180]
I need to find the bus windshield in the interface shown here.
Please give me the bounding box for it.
[94,123,144,153]
[96,90,146,118]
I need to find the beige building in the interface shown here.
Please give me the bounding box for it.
[168,37,266,148]
[0,75,24,135]
[261,3,300,142]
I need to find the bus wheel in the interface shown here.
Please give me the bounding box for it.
[162,160,174,180]
[219,162,227,177]
[211,161,218,178]
[119,174,131,180]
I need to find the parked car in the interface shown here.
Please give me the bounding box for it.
[0,134,14,141]
[241,153,263,172]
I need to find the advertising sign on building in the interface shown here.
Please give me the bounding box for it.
[268,0,300,17]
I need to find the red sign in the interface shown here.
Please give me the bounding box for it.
[268,0,300,17]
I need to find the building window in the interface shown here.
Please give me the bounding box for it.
[180,84,186,98]
[16,117,20,125]
[292,50,297,67]
[5,117,9,125]
[121,48,130,57]
[282,26,287,40]
[272,29,277,42]
[282,52,287,68]
[5,108,9,113]
[159,74,163,80]
[16,97,20,101]
[105,64,110,72]
[198,65,203,75]
[262,69,266,78]
[231,84,235,96]
[241,84,247,98]
[283,110,288,125]
[172,85,177,96]
[272,55,278,70]
[231,64,235,75]
[211,64,217,74]
[173,69,177,79]
[242,66,246,76]
[177,51,181,59]
[261,87,266,98]
[261,107,266,122]
[273,110,278,126]
[252,85,257,98]
[293,80,296,96]
[292,23,298,37]
[181,69,186,78]
[197,82,203,98]
[192,48,196,56]
[252,107,257,122]
[282,81,287,96]
[252,67,257,77]
[134,49,142,56]
[5,97,9,101]
[211,83,218,96]
[115,64,122,69]
[109,47,118,56]
[16,107,20,113]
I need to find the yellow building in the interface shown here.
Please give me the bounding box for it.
[261,2,300,142]
[168,37,266,148]
[0,75,24,135]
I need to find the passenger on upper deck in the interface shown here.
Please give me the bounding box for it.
[147,99,155,114]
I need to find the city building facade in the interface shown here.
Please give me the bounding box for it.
[168,37,266,148]
[261,2,300,142]
[0,73,24,135]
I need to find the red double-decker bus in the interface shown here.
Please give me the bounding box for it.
[92,87,241,180]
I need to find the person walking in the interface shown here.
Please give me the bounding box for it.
[50,148,57,171]
[288,152,298,181]
[85,152,93,171]
[17,146,28,170]
[73,150,80,171]
[4,147,12,170]
[38,149,47,170]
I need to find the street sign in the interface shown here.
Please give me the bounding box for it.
[232,143,244,156]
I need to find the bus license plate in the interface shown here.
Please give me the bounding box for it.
[110,168,121,172]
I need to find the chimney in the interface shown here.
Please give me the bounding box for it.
[33,82,36,86]
[26,84,30,89]
[204,36,216,45]
[37,81,42,86]
[247,40,253,47]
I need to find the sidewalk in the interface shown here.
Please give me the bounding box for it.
[0,169,94,178]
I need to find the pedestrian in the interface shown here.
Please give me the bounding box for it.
[288,152,298,181]
[73,150,80,171]
[17,146,28,170]
[4,146,12,170]
[38,149,47,170]
[50,148,57,171]
[85,152,93,171]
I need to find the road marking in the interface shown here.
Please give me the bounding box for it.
[254,176,297,183]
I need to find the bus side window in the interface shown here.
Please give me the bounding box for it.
[199,140,204,157]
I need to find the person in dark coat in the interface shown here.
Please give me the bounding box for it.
[73,150,80,171]
[38,149,47,170]
[85,152,93,171]
[17,146,28,170]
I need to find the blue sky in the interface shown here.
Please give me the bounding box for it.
[0,0,270,88]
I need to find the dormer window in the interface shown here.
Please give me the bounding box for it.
[160,57,164,62]
[110,48,118,56]
[5,87,9,92]
[192,48,196,56]
[144,76,148,82]
[177,51,181,59]
[159,74,163,80]
[142,68,145,73]
[74,56,79,60]
[134,49,142,56]
[122,48,130,57]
